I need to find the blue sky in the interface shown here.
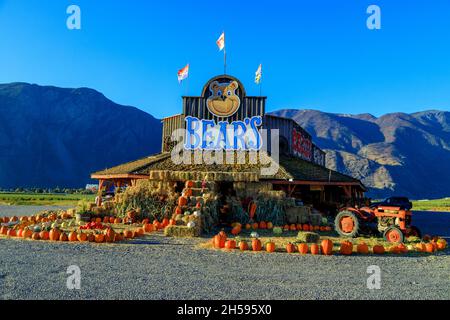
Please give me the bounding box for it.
[0,0,449,118]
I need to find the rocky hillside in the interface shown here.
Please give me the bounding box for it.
[273,109,450,199]
[0,83,162,188]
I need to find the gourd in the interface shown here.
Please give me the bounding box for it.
[187,221,196,228]
[273,227,283,235]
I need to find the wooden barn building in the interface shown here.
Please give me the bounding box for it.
[91,75,365,212]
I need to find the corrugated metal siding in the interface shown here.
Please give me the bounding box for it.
[161,114,185,152]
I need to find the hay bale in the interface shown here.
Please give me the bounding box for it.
[297,231,320,243]
[164,225,200,238]
[286,206,311,224]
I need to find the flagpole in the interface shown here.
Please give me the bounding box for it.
[224,47,227,75]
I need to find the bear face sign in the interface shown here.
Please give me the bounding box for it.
[206,80,241,117]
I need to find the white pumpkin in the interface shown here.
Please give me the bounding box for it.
[187,221,196,228]
[250,232,259,238]
[193,211,201,217]
[184,211,191,216]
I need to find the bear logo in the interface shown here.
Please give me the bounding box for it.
[206,80,241,117]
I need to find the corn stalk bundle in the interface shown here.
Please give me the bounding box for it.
[229,200,251,224]
[254,196,287,226]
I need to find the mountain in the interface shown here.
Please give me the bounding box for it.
[272,109,450,199]
[0,83,162,188]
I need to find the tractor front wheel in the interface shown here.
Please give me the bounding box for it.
[383,226,405,243]
[335,210,361,238]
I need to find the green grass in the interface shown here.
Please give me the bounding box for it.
[0,193,95,206]
[412,198,450,212]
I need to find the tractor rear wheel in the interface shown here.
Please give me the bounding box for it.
[335,210,361,238]
[383,226,405,243]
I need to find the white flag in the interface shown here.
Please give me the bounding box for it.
[216,32,225,51]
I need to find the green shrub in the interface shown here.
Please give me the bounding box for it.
[297,231,320,243]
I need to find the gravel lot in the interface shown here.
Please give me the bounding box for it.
[0,207,449,300]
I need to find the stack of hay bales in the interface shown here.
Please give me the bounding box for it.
[164,214,202,238]
[286,206,312,224]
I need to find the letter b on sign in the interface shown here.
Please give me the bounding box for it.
[367,265,381,290]
[66,5,81,30]
[67,265,81,290]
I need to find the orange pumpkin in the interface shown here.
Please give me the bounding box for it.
[178,196,188,207]
[252,238,262,251]
[310,244,320,255]
[7,229,17,237]
[39,231,50,241]
[95,217,102,224]
[59,232,68,242]
[23,228,33,239]
[357,242,369,254]
[259,221,267,229]
[17,229,24,238]
[114,217,122,224]
[123,230,133,239]
[144,223,154,233]
[425,243,435,253]
[436,239,447,250]
[296,224,303,231]
[298,243,309,255]
[174,206,183,215]
[135,228,145,237]
[266,241,276,253]
[183,188,193,198]
[20,216,28,222]
[214,235,225,249]
[10,216,19,222]
[266,222,274,230]
[108,217,115,224]
[302,224,310,232]
[68,231,78,242]
[373,245,385,254]
[289,224,296,231]
[225,240,236,250]
[95,233,105,243]
[245,223,251,230]
[77,232,88,242]
[239,241,249,251]
[0,226,8,235]
[340,241,353,255]
[162,218,170,228]
[321,239,333,255]
[49,229,60,241]
[252,223,259,230]
[286,243,296,254]
[153,221,161,230]
[114,233,124,242]
[231,226,241,236]
[185,180,195,188]
[31,232,40,240]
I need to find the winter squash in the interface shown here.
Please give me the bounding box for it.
[239,241,249,251]
[302,224,310,232]
[214,235,225,249]
[7,229,17,237]
[231,226,241,236]
[49,229,60,241]
[339,241,353,255]
[310,243,320,255]
[252,238,262,251]
[95,233,105,243]
[357,242,369,254]
[68,232,78,242]
[31,232,40,240]
[296,224,303,231]
[0,226,8,235]
[286,243,296,254]
[77,232,88,242]
[321,239,333,255]
[23,228,33,239]
[144,223,154,233]
[245,223,251,230]
[373,245,385,254]
[289,224,296,231]
[185,180,195,188]
[298,243,309,255]
[39,231,50,241]
[225,240,236,250]
[266,241,276,253]
[252,223,259,230]
[124,230,133,239]
[178,196,188,207]
[59,232,68,242]
[266,222,273,230]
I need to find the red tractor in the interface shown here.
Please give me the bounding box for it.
[334,205,421,243]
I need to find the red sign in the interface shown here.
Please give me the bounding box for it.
[292,128,312,161]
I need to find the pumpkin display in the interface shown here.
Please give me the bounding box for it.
[225,240,236,250]
[31,232,40,240]
[310,243,320,255]
[357,242,369,254]
[49,229,60,241]
[178,196,188,207]
[39,231,50,241]
[266,222,273,230]
[68,232,78,242]
[321,239,333,255]
[339,241,353,255]
[298,243,309,255]
[239,241,249,251]
[372,245,385,254]
[286,243,296,254]
[252,238,262,251]
[59,232,69,242]
[95,233,105,243]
